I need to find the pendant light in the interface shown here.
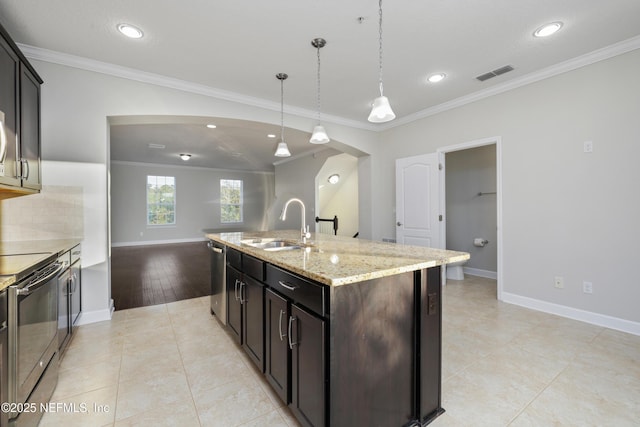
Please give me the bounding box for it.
[310,38,330,144]
[274,73,291,157]
[368,0,396,123]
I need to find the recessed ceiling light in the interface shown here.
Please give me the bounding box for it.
[328,174,340,184]
[117,23,144,39]
[533,22,563,38]
[206,124,217,129]
[267,134,276,138]
[179,154,191,161]
[427,73,446,83]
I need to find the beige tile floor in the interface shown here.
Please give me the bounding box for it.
[38,276,640,426]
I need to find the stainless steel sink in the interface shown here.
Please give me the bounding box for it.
[241,239,301,251]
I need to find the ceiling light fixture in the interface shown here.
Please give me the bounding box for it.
[328,174,340,184]
[533,22,563,38]
[179,154,191,161]
[274,73,291,157]
[368,0,395,123]
[428,73,446,83]
[117,23,144,39]
[310,38,330,144]
[206,124,217,129]
[267,134,276,138]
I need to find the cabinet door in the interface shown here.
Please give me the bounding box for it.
[18,63,41,190]
[0,36,19,187]
[265,289,289,404]
[58,269,71,350]
[70,262,81,326]
[242,275,264,371]
[226,265,242,344]
[290,304,326,427]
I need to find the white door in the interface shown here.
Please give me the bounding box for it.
[395,153,441,248]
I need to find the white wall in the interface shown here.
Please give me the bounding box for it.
[372,49,640,329]
[110,161,274,245]
[33,59,377,323]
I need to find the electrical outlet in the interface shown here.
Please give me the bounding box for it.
[583,281,593,294]
[583,141,593,153]
[554,276,564,289]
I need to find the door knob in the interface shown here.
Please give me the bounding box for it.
[396,221,402,226]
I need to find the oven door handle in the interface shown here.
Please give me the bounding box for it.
[16,262,64,296]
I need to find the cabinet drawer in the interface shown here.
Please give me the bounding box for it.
[243,254,264,281]
[266,264,327,317]
[227,247,242,270]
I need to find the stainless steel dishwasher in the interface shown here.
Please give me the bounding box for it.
[208,240,226,325]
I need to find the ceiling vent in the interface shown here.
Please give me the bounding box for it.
[147,143,166,149]
[476,65,514,82]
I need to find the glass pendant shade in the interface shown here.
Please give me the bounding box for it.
[368,95,396,123]
[309,125,330,144]
[274,141,291,157]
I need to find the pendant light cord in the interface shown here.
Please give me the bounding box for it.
[280,77,285,141]
[378,0,384,97]
[316,45,322,123]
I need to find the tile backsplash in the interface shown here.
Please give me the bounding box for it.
[0,185,84,241]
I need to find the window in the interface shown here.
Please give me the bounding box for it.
[220,179,243,223]
[147,175,176,225]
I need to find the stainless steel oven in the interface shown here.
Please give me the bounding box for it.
[7,254,62,426]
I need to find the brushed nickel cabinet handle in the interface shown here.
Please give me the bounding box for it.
[278,280,298,291]
[288,316,297,349]
[278,309,286,341]
[0,111,7,164]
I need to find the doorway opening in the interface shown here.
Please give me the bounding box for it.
[314,153,359,237]
[438,137,503,300]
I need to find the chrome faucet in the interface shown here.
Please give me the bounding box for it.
[280,198,311,244]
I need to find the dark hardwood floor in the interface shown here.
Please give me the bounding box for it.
[111,241,210,310]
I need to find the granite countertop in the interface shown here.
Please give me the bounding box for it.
[206,230,469,287]
[0,239,82,291]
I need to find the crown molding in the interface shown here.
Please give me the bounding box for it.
[110,160,274,174]
[381,35,640,130]
[19,36,640,133]
[18,44,376,132]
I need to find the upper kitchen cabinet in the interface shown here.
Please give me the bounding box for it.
[0,21,43,199]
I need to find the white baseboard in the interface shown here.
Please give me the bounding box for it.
[111,237,206,247]
[75,308,112,325]
[463,267,497,280]
[502,292,640,336]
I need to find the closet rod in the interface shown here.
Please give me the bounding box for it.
[477,191,496,196]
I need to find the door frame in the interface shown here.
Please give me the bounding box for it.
[437,136,504,300]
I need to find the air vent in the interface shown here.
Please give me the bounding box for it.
[476,65,514,82]
[147,143,166,149]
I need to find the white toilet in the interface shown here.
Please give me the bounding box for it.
[446,260,466,280]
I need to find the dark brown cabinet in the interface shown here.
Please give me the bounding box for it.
[265,288,289,403]
[57,245,82,355]
[18,64,41,191]
[225,249,265,371]
[216,242,444,427]
[290,304,326,427]
[0,21,42,198]
[226,265,242,344]
[242,274,264,369]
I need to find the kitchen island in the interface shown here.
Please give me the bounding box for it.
[206,230,468,427]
